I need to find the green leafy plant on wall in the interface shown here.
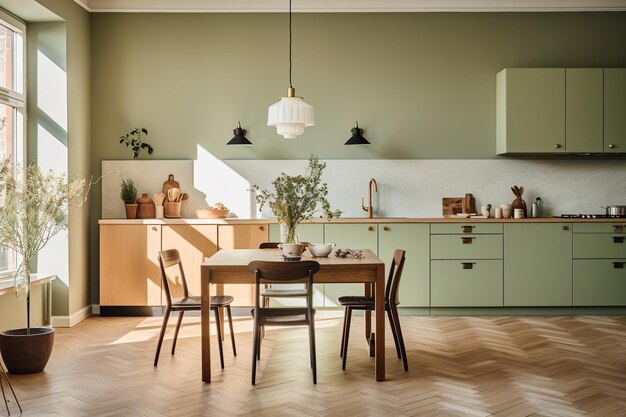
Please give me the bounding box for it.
[119,128,153,160]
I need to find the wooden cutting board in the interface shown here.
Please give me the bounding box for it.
[442,193,475,216]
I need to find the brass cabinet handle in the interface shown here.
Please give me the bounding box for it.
[259,226,265,231]
[562,225,569,231]
[613,236,624,244]
[609,144,616,149]
[613,225,624,233]
[462,237,475,244]
[554,144,561,149]
[613,262,624,269]
[462,225,474,233]
[462,262,475,270]
[368,226,374,232]
[383,226,390,231]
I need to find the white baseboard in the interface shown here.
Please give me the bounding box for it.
[51,304,93,328]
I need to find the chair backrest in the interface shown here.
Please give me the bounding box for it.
[158,249,190,307]
[248,261,320,308]
[386,249,406,306]
[259,242,280,249]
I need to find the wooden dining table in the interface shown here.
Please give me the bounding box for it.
[200,248,386,383]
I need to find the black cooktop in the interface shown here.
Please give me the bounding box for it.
[558,214,626,219]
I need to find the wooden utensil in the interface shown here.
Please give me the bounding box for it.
[167,187,180,203]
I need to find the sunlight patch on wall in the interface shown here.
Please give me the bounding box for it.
[37,50,67,131]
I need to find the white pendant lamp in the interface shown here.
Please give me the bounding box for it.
[267,0,315,139]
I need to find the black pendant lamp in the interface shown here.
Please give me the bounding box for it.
[227,122,252,145]
[345,121,370,145]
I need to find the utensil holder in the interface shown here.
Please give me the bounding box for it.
[155,206,164,219]
[163,202,182,218]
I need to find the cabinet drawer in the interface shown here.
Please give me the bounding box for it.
[573,223,626,234]
[431,234,503,259]
[431,260,503,307]
[573,260,626,306]
[574,234,626,258]
[431,223,503,235]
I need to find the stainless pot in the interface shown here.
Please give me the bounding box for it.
[603,205,626,216]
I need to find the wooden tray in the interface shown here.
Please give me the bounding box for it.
[442,193,475,216]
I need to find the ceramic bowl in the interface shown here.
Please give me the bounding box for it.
[196,208,229,219]
[307,243,335,257]
[278,243,306,257]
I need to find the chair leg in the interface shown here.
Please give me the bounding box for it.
[251,314,259,385]
[308,316,317,384]
[342,307,352,371]
[387,308,402,359]
[154,307,171,367]
[261,297,268,337]
[212,307,225,369]
[171,310,185,355]
[340,307,348,357]
[257,324,262,361]
[390,306,408,371]
[226,305,237,357]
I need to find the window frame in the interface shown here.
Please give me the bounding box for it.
[0,8,26,279]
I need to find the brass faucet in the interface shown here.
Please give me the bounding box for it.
[361,178,378,218]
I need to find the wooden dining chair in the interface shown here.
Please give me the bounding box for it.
[258,242,309,307]
[248,260,320,385]
[154,249,236,368]
[338,249,408,371]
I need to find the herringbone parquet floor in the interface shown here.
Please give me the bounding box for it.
[4,314,626,417]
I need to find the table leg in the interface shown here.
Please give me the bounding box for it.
[375,264,385,381]
[201,270,212,383]
[364,283,372,347]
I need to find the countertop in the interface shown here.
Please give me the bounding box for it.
[98,217,626,225]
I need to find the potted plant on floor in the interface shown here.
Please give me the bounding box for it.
[251,155,339,252]
[120,178,138,219]
[0,159,88,373]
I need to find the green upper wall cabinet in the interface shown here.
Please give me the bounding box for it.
[604,68,626,153]
[566,69,604,153]
[497,68,566,154]
[498,68,626,155]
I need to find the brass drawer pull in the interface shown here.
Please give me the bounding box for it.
[562,225,569,231]
[462,225,474,233]
[462,262,475,270]
[613,262,624,269]
[462,237,475,244]
[259,226,265,231]
[368,226,374,232]
[613,225,624,233]
[383,226,390,231]
[613,236,624,244]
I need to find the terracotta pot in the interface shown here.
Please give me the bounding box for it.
[136,193,155,218]
[125,203,138,219]
[0,327,55,374]
[163,201,182,218]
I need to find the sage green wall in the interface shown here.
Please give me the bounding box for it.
[35,0,91,318]
[26,20,69,316]
[91,12,626,162]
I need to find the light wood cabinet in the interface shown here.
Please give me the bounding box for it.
[100,224,163,306]
[161,225,218,297]
[217,224,269,306]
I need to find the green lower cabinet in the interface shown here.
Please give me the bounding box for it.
[323,223,378,307]
[504,223,573,306]
[573,260,626,306]
[431,260,503,307]
[431,234,503,259]
[573,233,626,258]
[268,223,325,306]
[379,223,430,307]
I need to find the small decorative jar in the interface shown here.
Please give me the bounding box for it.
[136,193,156,218]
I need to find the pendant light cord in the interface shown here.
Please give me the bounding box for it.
[289,0,293,89]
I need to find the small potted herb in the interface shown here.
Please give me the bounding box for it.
[119,128,153,160]
[120,178,138,219]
